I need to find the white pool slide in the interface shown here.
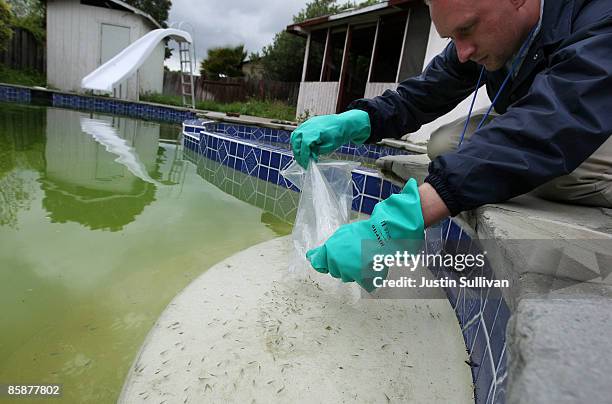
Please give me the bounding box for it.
[81,28,192,93]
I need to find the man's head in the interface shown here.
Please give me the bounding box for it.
[426,0,541,71]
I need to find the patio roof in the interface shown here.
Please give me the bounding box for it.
[286,0,417,36]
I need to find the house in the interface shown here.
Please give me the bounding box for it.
[287,0,490,143]
[46,0,165,101]
[241,58,265,80]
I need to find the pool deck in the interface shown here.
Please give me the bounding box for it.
[119,236,473,403]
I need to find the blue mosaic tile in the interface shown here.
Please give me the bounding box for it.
[235,159,245,173]
[229,142,237,156]
[261,149,271,166]
[226,125,237,136]
[258,166,269,181]
[448,220,463,240]
[352,195,362,211]
[493,345,508,404]
[461,281,485,327]
[268,168,279,185]
[244,150,258,175]
[444,221,463,255]
[364,176,382,199]
[381,180,392,200]
[352,173,366,194]
[485,298,509,369]
[469,318,489,383]
[270,152,281,169]
[218,142,228,163]
[254,127,265,140]
[361,196,379,215]
[281,154,293,171]
[442,268,461,308]
[475,348,495,404]
[237,143,245,158]
[278,132,290,143]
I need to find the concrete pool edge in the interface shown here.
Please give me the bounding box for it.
[383,154,612,403]
[1,83,197,123]
[118,236,474,403]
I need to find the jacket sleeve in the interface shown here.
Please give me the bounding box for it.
[425,18,612,216]
[347,41,482,143]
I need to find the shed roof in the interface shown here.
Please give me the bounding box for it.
[80,0,162,29]
[286,0,418,35]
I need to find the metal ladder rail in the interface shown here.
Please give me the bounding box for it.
[178,41,195,109]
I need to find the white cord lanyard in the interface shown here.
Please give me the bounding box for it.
[457,27,538,148]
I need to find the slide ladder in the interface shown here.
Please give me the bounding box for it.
[179,41,196,109]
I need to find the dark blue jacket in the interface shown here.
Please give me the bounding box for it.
[348,0,612,216]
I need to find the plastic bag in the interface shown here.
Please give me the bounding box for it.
[282,160,361,277]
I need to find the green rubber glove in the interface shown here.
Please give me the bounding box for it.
[291,109,371,169]
[306,178,425,292]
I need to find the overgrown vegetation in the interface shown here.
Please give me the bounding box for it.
[0,0,13,50]
[0,63,45,86]
[5,0,45,41]
[140,93,297,122]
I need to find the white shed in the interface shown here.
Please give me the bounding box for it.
[46,0,165,101]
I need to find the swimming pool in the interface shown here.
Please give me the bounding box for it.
[0,102,293,403]
[0,86,512,403]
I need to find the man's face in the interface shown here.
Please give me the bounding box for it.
[429,0,530,71]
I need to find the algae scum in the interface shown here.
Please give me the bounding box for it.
[0,103,292,403]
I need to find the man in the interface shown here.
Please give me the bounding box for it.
[290,0,612,289]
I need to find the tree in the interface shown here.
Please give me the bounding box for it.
[199,45,247,79]
[5,0,44,42]
[122,0,172,58]
[123,0,172,27]
[0,0,12,51]
[260,0,379,81]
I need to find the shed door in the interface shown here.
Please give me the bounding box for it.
[100,24,131,98]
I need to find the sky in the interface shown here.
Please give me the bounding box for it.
[164,0,309,73]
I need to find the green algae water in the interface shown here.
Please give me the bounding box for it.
[0,103,295,403]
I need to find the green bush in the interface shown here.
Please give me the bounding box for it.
[0,0,13,51]
[0,63,46,86]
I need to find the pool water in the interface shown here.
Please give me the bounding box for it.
[0,103,293,403]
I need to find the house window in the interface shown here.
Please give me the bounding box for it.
[304,29,327,82]
[369,12,408,83]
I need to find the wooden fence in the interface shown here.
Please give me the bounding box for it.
[0,28,45,73]
[163,72,299,105]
